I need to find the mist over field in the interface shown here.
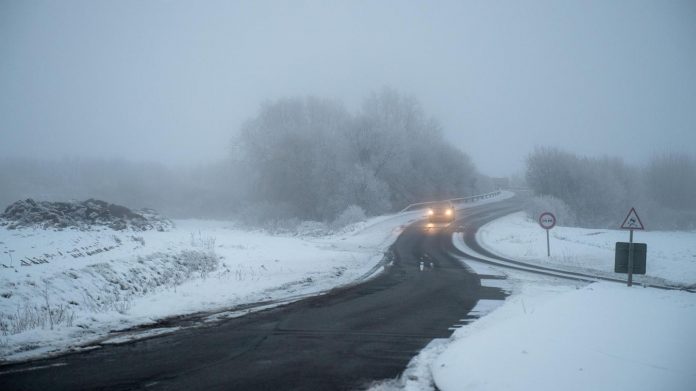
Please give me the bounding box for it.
[0,89,495,224]
[525,148,696,230]
[1,0,695,229]
[2,3,696,387]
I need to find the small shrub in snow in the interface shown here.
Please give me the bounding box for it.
[130,235,145,246]
[189,232,217,250]
[201,236,216,251]
[331,205,367,231]
[525,195,577,226]
[295,221,330,237]
[0,284,75,336]
[176,250,219,279]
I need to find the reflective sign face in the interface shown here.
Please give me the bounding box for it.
[620,207,645,230]
[538,212,556,229]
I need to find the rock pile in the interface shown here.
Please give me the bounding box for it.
[0,199,174,231]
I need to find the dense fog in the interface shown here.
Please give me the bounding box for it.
[3,88,695,231]
[0,89,494,226]
[0,157,243,219]
[2,1,695,177]
[2,1,695,230]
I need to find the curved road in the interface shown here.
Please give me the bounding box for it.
[0,197,522,390]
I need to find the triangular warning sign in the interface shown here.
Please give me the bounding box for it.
[620,207,644,230]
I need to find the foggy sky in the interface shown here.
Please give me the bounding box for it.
[1,0,695,176]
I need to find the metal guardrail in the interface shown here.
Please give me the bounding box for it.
[399,190,503,213]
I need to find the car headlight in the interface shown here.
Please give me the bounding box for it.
[427,209,434,216]
[445,208,452,216]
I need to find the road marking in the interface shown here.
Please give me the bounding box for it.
[0,362,67,376]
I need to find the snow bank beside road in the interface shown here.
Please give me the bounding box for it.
[0,211,421,362]
[432,282,696,391]
[430,209,696,391]
[0,192,510,362]
[477,211,696,287]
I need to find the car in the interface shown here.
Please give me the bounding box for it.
[427,202,456,223]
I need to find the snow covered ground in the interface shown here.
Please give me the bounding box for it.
[0,192,512,363]
[373,263,696,391]
[477,211,696,288]
[432,280,696,391]
[375,209,696,391]
[0,212,420,362]
[12,190,694,391]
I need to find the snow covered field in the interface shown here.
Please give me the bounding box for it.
[380,210,696,391]
[432,280,696,391]
[0,212,421,362]
[477,211,696,288]
[0,192,512,363]
[7,191,693,391]
[375,264,696,391]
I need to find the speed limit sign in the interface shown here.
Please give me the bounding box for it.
[538,212,556,230]
[538,212,556,256]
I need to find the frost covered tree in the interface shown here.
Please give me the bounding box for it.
[233,89,480,222]
[355,88,478,209]
[525,147,696,229]
[235,97,353,220]
[525,147,639,227]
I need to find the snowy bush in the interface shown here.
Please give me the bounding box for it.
[189,232,217,251]
[0,283,76,336]
[173,250,219,279]
[0,304,75,336]
[331,205,367,230]
[294,221,330,237]
[524,195,577,227]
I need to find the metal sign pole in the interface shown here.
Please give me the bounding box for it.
[627,229,634,287]
[546,229,550,257]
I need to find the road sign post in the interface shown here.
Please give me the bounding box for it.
[619,207,645,287]
[538,212,556,257]
[628,229,634,286]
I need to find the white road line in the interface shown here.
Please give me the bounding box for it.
[451,233,601,282]
[0,362,67,376]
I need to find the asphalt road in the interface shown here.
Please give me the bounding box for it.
[0,197,522,391]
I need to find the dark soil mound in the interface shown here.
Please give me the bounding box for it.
[1,199,173,231]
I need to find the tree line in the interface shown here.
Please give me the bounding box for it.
[1,89,487,227]
[525,147,696,229]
